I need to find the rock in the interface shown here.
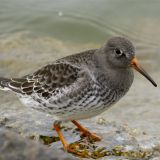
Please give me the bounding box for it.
[1,113,160,159]
[0,129,77,160]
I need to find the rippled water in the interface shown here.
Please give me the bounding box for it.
[0,0,160,145]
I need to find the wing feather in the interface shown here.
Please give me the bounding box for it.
[6,63,81,99]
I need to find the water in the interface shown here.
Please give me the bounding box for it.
[0,0,160,159]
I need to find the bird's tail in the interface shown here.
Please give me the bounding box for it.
[0,77,11,91]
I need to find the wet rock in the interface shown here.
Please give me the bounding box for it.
[0,129,77,160]
[50,120,160,159]
[1,110,160,159]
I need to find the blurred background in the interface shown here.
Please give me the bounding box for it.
[0,0,160,138]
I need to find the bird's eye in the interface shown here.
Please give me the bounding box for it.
[115,48,123,55]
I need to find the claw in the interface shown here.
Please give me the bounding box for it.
[66,143,90,158]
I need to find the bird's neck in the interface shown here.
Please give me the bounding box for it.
[106,67,133,91]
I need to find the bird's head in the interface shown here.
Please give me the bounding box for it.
[99,37,157,87]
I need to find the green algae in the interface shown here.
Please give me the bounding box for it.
[39,135,60,145]
[67,139,153,159]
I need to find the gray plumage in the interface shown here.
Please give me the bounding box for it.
[0,37,135,121]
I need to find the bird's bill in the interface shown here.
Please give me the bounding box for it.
[131,57,157,87]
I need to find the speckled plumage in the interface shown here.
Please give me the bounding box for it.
[0,37,135,121]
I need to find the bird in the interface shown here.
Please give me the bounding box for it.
[0,37,157,153]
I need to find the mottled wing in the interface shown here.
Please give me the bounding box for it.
[6,63,81,98]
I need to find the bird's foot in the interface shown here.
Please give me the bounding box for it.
[65,143,89,158]
[71,120,101,141]
[81,131,101,141]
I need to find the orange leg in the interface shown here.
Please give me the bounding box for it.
[53,121,69,150]
[71,120,101,141]
[54,121,88,156]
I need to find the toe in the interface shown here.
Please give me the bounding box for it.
[66,144,89,157]
[89,132,101,141]
[81,131,101,141]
